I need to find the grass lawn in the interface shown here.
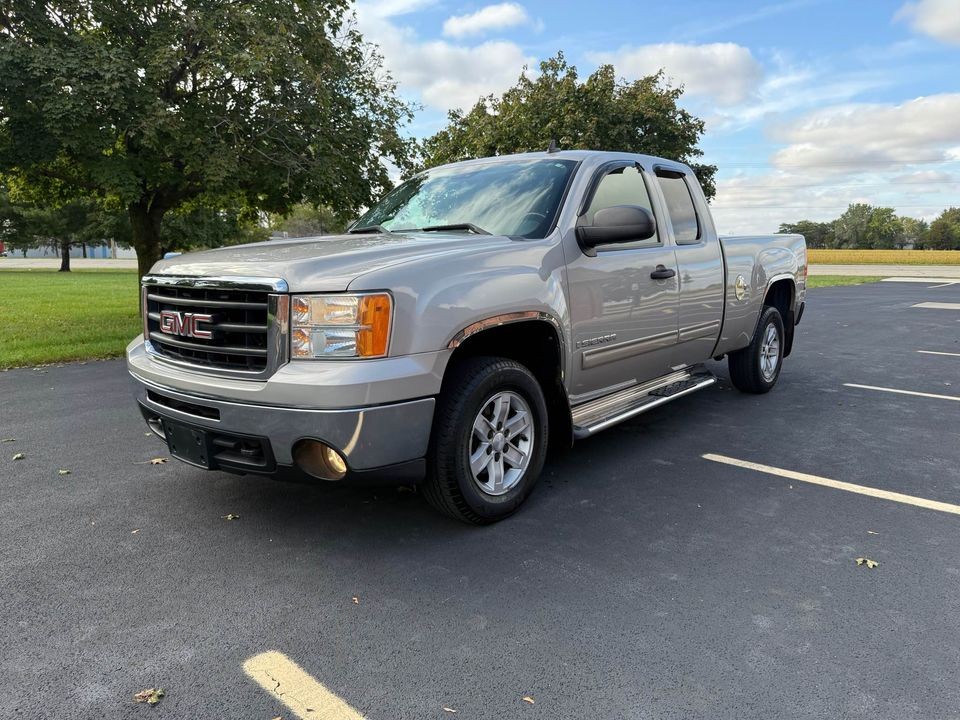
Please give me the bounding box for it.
[0,269,141,369]
[808,249,960,265]
[806,275,882,288]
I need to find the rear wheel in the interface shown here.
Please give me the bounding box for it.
[423,357,549,524]
[728,305,785,394]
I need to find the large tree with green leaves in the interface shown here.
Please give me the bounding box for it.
[924,207,960,250]
[421,53,717,199]
[0,1,413,276]
[778,220,834,249]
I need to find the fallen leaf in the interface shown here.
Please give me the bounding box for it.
[12,453,24,461]
[133,688,164,705]
[522,696,535,705]
[443,708,457,714]
[58,469,71,476]
[131,529,140,534]
[856,557,879,569]
[867,530,879,535]
[351,596,360,605]
[149,457,167,465]
[223,513,240,521]
[1,438,15,443]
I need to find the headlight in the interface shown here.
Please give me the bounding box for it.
[290,293,392,359]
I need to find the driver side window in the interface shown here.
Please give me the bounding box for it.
[583,166,660,248]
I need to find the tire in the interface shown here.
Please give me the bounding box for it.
[728,305,785,394]
[423,356,549,524]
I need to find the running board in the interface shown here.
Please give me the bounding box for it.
[572,369,717,439]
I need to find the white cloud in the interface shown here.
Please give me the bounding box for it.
[896,0,960,45]
[356,1,534,113]
[443,3,531,38]
[588,43,763,106]
[770,93,960,171]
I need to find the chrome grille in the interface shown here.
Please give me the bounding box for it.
[142,276,289,378]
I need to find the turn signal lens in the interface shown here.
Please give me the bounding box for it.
[290,293,392,359]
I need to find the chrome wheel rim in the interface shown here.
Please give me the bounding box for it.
[760,322,780,381]
[468,391,534,496]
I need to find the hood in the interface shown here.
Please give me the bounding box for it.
[148,232,519,292]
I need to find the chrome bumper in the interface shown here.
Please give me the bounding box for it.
[131,372,435,472]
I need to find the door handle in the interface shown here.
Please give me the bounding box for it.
[650,265,676,280]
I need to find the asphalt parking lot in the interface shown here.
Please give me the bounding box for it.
[2,280,960,720]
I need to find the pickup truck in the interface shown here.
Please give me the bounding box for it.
[127,150,806,524]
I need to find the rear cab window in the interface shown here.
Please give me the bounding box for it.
[655,170,701,245]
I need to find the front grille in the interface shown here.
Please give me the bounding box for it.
[143,278,286,375]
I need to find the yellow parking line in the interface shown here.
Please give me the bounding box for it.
[244,651,366,720]
[703,454,960,516]
[918,350,960,358]
[843,383,960,402]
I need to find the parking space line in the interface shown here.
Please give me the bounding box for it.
[912,302,960,310]
[928,282,959,289]
[843,383,960,402]
[918,350,960,358]
[881,277,960,284]
[703,454,960,516]
[244,651,366,720]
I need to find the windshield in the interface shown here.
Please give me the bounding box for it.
[354,158,578,238]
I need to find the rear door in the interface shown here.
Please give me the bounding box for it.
[654,168,725,368]
[564,161,680,400]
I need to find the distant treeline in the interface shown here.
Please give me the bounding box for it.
[779,204,960,250]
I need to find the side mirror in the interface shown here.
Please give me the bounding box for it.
[576,205,657,255]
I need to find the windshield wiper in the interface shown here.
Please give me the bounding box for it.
[420,223,491,235]
[347,224,389,234]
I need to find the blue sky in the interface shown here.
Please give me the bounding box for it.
[355,0,960,233]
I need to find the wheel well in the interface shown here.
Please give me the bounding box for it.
[445,320,572,449]
[763,278,794,317]
[763,278,796,356]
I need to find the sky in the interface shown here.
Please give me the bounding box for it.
[353,0,960,234]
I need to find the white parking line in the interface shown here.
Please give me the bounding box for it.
[703,454,960,516]
[918,350,960,358]
[912,302,960,310]
[843,383,960,402]
[244,651,366,720]
[881,277,960,284]
[928,282,959,289]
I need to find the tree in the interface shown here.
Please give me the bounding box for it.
[924,208,960,250]
[421,53,717,199]
[270,204,346,238]
[778,220,834,249]
[864,207,902,249]
[833,203,875,248]
[0,2,413,277]
[161,205,268,252]
[898,216,928,249]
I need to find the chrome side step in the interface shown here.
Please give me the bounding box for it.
[571,368,717,439]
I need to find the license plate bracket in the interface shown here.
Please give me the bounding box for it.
[162,420,213,469]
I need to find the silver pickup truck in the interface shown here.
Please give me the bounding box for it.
[127,150,806,523]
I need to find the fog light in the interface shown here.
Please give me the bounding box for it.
[293,440,348,481]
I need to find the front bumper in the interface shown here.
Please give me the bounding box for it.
[131,371,435,481]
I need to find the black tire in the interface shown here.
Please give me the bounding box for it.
[728,305,785,394]
[423,356,549,524]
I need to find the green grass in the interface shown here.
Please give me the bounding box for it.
[0,270,140,368]
[807,275,883,288]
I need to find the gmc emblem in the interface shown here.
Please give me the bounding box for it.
[159,310,214,339]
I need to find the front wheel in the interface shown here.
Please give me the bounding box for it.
[728,306,785,394]
[423,357,549,524]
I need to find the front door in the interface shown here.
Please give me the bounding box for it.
[564,162,680,401]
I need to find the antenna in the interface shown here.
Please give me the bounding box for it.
[547,139,559,153]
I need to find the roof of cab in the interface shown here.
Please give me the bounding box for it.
[430,150,693,175]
